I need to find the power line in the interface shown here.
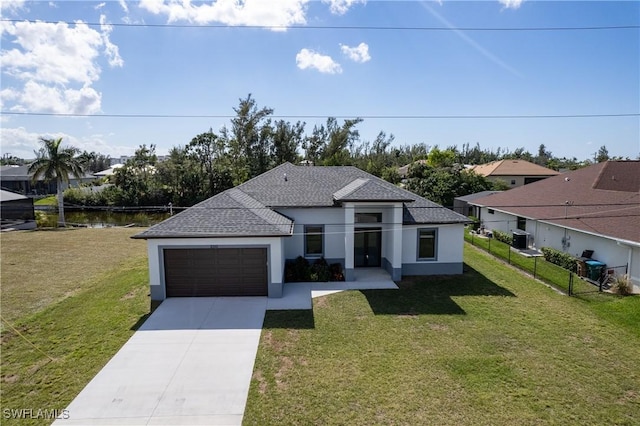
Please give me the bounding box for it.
[2,112,638,119]
[2,19,638,32]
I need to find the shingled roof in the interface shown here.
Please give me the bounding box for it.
[133,188,294,238]
[469,160,559,177]
[134,163,468,239]
[470,161,640,244]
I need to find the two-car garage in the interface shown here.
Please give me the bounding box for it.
[163,247,268,297]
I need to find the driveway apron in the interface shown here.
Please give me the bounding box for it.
[54,297,267,425]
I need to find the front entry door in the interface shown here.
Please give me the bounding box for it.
[355,228,382,267]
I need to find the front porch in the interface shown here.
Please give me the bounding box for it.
[267,268,397,310]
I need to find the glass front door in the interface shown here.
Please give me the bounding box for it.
[354,228,382,267]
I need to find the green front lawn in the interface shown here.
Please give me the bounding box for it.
[1,229,150,426]
[245,245,640,425]
[34,196,57,206]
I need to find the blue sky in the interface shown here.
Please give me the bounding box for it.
[1,0,638,161]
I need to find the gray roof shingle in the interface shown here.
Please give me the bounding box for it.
[334,178,415,202]
[133,188,293,239]
[134,163,468,239]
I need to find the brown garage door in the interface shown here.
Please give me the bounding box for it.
[163,247,268,297]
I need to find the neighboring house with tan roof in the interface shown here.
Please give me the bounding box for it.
[469,161,640,292]
[134,162,470,301]
[469,159,560,188]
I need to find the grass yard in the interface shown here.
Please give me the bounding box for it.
[245,244,640,425]
[34,196,57,206]
[464,230,597,295]
[1,227,146,322]
[1,228,150,426]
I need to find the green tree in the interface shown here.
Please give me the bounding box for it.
[321,117,363,166]
[302,124,327,164]
[226,94,274,184]
[595,145,609,162]
[78,151,112,173]
[426,146,457,168]
[535,144,552,166]
[405,163,493,207]
[354,131,396,177]
[186,129,232,199]
[113,144,163,206]
[28,137,83,227]
[271,120,304,165]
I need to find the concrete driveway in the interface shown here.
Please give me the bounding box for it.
[54,297,267,425]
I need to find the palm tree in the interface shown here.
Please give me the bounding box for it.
[29,137,84,227]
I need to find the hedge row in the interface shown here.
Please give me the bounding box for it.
[492,229,512,245]
[541,247,577,273]
[285,256,345,282]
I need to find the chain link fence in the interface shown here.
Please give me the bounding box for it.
[465,231,611,296]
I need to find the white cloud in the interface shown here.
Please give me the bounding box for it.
[0,126,136,159]
[323,0,365,15]
[296,48,342,74]
[94,2,106,10]
[3,81,102,114]
[499,0,524,9]
[0,19,123,114]
[118,0,129,14]
[48,2,58,8]
[100,15,124,67]
[139,0,308,30]
[340,42,370,63]
[0,0,26,15]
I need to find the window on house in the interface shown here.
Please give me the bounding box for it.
[417,229,437,260]
[488,209,495,214]
[304,225,323,257]
[511,179,516,185]
[355,212,382,223]
[517,216,526,231]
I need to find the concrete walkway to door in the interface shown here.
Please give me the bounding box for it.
[54,297,266,426]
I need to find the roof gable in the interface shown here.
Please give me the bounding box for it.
[333,178,414,202]
[134,188,293,239]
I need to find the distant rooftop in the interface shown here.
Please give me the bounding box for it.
[469,160,560,177]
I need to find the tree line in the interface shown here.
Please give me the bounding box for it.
[15,94,634,216]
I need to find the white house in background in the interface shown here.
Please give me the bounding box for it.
[469,161,640,293]
[93,164,124,177]
[133,162,470,301]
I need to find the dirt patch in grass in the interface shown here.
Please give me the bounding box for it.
[252,370,268,394]
[1,227,146,323]
[314,295,330,309]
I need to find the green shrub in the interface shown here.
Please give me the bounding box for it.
[492,230,512,244]
[284,256,311,282]
[310,257,331,282]
[35,211,57,228]
[468,216,480,231]
[285,256,343,282]
[330,263,345,281]
[64,185,121,207]
[541,247,577,272]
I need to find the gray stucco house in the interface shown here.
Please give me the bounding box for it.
[133,162,469,301]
